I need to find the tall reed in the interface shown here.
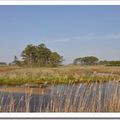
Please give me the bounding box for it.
[0,81,119,112]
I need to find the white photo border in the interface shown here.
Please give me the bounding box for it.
[0,113,120,118]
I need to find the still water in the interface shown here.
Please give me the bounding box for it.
[0,81,119,112]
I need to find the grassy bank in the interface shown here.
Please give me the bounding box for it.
[0,65,120,85]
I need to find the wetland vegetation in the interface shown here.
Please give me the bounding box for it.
[0,65,120,86]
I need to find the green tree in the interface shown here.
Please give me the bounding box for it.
[21,43,63,67]
[73,56,99,65]
[49,52,63,67]
[81,56,99,65]
[106,61,120,66]
[12,56,22,66]
[21,44,37,67]
[37,44,51,66]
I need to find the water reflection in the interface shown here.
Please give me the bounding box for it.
[0,81,119,112]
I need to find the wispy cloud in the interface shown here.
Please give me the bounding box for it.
[45,33,120,44]
[46,38,70,43]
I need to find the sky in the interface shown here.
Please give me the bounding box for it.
[0,5,120,64]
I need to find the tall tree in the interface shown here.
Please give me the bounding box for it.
[37,44,51,66]
[21,43,63,67]
[12,56,21,66]
[21,44,37,67]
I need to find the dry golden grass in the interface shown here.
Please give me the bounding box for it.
[0,65,120,85]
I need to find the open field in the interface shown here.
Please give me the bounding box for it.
[0,65,120,85]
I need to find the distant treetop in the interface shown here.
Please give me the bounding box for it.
[73,56,99,65]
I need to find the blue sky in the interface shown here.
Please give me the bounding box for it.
[0,6,120,64]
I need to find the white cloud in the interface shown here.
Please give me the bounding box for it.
[46,38,70,43]
[45,33,120,44]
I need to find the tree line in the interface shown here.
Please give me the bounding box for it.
[9,43,120,67]
[73,56,120,66]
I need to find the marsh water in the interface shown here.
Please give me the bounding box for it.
[0,81,120,112]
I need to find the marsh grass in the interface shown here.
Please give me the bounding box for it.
[0,65,120,85]
[0,81,119,112]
